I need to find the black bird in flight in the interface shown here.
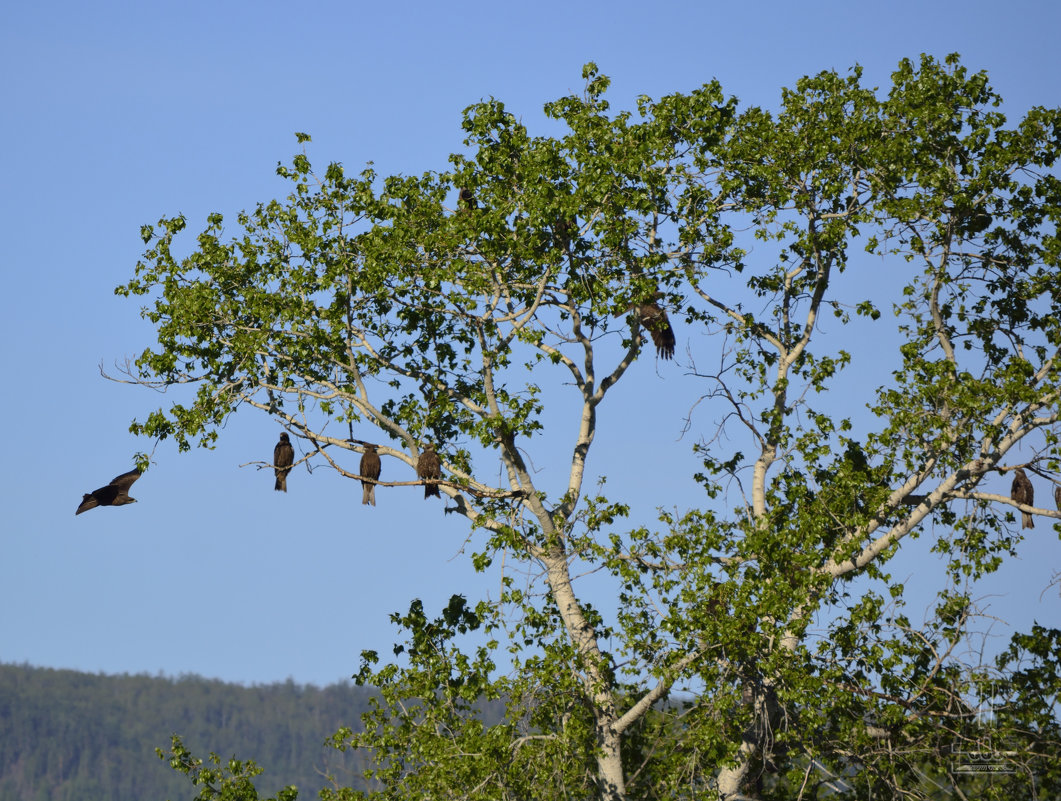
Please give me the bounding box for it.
[417,445,442,498]
[1010,467,1035,529]
[274,433,294,492]
[76,469,141,515]
[360,444,381,506]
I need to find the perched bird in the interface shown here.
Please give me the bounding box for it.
[274,433,294,492]
[360,444,381,506]
[76,469,141,515]
[458,187,477,210]
[417,445,442,498]
[1010,467,1035,529]
[1054,483,1061,512]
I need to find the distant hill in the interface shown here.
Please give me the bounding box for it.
[0,662,374,801]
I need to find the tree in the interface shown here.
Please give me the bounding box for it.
[118,55,1061,799]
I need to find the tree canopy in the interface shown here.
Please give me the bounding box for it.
[117,55,1061,800]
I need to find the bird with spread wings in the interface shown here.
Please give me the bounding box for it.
[614,290,676,360]
[631,300,675,360]
[76,469,141,515]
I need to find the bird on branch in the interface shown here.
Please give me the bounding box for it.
[1010,467,1035,529]
[273,433,294,492]
[360,444,381,506]
[417,445,442,498]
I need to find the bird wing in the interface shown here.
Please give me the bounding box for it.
[644,311,676,359]
[110,469,142,491]
[636,304,675,360]
[75,494,99,515]
[616,298,676,360]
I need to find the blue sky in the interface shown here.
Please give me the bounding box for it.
[2,0,1059,687]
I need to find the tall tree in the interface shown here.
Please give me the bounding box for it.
[118,56,1061,799]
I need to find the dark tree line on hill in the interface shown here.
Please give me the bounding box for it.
[0,663,377,801]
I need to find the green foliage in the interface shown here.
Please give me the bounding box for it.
[117,55,1061,799]
[160,736,298,801]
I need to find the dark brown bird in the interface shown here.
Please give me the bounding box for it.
[1054,484,1061,512]
[274,433,294,492]
[417,445,442,498]
[1010,467,1034,529]
[635,301,676,360]
[360,444,381,506]
[614,294,676,360]
[76,469,141,515]
[458,187,477,210]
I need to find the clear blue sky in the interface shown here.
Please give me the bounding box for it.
[2,0,1059,687]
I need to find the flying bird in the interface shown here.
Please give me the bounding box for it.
[417,445,442,498]
[615,294,676,360]
[76,469,141,515]
[274,433,294,492]
[1010,467,1035,529]
[360,444,381,506]
[635,301,676,360]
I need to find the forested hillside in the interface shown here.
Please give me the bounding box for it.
[0,663,373,801]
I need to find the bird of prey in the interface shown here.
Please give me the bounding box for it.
[614,294,676,360]
[1054,483,1061,512]
[360,444,381,506]
[274,433,294,492]
[417,445,442,498]
[635,301,676,360]
[458,187,477,210]
[1010,467,1035,529]
[76,469,141,515]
